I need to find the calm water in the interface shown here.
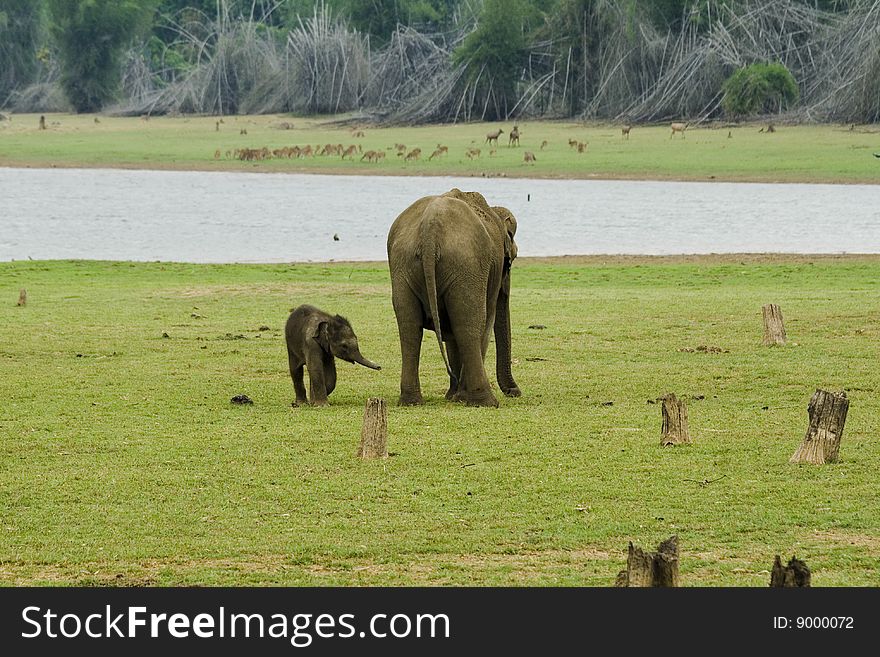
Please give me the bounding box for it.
[1,167,878,262]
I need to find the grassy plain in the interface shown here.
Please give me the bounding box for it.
[1,112,879,183]
[1,257,879,586]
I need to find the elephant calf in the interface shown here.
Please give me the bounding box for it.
[285,305,380,407]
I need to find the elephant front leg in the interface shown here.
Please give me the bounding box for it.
[306,351,330,407]
[494,287,521,398]
[393,286,425,405]
[444,336,463,400]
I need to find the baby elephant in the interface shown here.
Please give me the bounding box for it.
[285,305,380,407]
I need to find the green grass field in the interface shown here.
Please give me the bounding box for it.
[1,112,879,183]
[1,256,878,586]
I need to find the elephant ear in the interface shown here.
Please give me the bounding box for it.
[313,321,330,352]
[492,206,518,263]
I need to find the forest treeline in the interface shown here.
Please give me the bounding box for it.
[1,0,878,124]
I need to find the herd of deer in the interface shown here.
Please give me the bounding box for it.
[211,122,697,164]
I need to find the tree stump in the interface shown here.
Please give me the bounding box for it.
[16,289,26,306]
[358,397,388,459]
[762,303,787,346]
[770,555,810,587]
[790,389,849,464]
[615,536,680,587]
[660,393,691,446]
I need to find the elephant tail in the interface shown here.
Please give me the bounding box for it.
[421,227,456,387]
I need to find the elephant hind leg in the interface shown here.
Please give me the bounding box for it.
[289,350,308,407]
[446,297,498,408]
[392,284,425,405]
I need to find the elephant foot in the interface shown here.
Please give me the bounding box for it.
[292,398,308,408]
[501,386,522,398]
[455,390,499,407]
[444,387,459,401]
[398,393,424,406]
[311,399,330,407]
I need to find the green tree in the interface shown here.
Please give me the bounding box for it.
[453,0,528,120]
[47,0,158,112]
[0,0,47,102]
[722,62,799,116]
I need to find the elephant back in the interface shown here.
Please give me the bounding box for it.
[441,188,496,225]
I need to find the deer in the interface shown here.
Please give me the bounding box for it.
[485,129,504,145]
[508,125,521,147]
[568,138,579,149]
[404,148,422,162]
[341,145,358,160]
[577,141,588,153]
[523,151,536,164]
[540,140,548,150]
[621,125,632,139]
[670,122,688,138]
[466,147,481,160]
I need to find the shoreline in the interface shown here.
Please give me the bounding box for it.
[1,160,876,186]
[4,254,880,267]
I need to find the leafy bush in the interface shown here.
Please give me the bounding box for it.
[722,62,799,117]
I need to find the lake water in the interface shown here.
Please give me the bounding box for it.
[1,167,878,262]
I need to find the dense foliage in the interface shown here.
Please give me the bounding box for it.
[722,62,799,116]
[1,0,878,123]
[46,0,157,112]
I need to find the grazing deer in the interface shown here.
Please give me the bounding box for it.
[214,149,221,160]
[568,138,579,149]
[466,147,481,160]
[485,129,504,145]
[577,141,588,153]
[621,125,632,139]
[375,151,386,161]
[394,143,407,156]
[428,148,444,161]
[361,150,376,162]
[540,140,548,150]
[404,148,422,162]
[670,122,687,138]
[341,145,358,160]
[523,151,536,164]
[508,125,520,146]
[489,149,496,157]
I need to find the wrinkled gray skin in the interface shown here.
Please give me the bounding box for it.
[285,304,380,407]
[387,188,521,407]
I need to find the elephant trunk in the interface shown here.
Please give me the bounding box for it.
[494,281,519,396]
[353,352,381,370]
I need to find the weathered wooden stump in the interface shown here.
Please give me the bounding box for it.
[770,555,811,587]
[615,536,680,587]
[16,289,27,306]
[790,389,849,464]
[660,393,691,446]
[358,397,388,459]
[762,303,787,346]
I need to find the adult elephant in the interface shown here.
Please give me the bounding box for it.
[387,188,521,407]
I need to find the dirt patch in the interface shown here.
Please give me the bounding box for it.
[176,282,387,299]
[517,253,880,266]
[812,530,880,554]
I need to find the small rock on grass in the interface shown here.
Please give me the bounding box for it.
[231,394,254,405]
